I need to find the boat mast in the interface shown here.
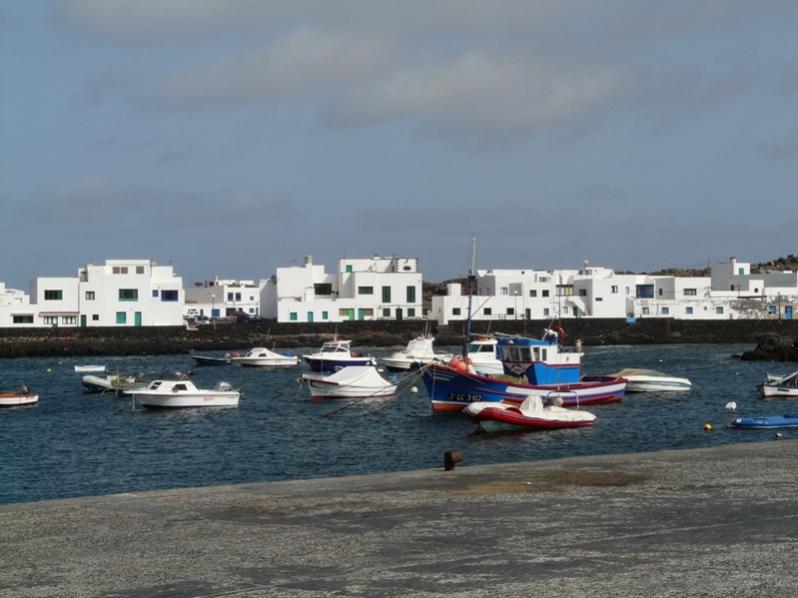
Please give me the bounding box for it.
[463,237,477,359]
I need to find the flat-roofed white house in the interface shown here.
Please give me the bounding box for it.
[0,282,34,327]
[1,260,185,328]
[260,256,423,323]
[185,277,263,319]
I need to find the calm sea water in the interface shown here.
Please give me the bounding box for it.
[0,343,789,505]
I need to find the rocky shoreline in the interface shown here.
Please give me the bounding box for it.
[1,318,798,358]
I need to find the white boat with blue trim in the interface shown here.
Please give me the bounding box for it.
[303,340,377,373]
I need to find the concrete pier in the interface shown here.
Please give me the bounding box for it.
[3,440,798,597]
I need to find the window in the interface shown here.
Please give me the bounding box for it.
[44,290,62,300]
[658,288,663,296]
[768,305,777,315]
[406,286,416,303]
[407,308,416,317]
[611,285,618,294]
[136,266,145,274]
[289,312,298,321]
[322,311,329,320]
[716,306,724,315]
[116,312,127,324]
[642,307,650,315]
[152,290,159,298]
[661,307,670,315]
[483,307,492,316]
[345,264,353,273]
[556,285,574,297]
[383,308,391,317]
[358,286,374,295]
[13,315,34,324]
[543,308,550,316]
[542,290,550,297]
[227,292,233,301]
[92,314,99,321]
[507,307,515,315]
[43,316,58,325]
[500,287,509,296]
[596,297,603,302]
[112,266,128,274]
[578,289,587,297]
[738,267,745,275]
[314,283,332,295]
[382,286,391,303]
[452,308,461,316]
[235,293,241,302]
[636,285,654,298]
[684,288,697,296]
[85,291,95,301]
[686,307,694,315]
[529,290,537,297]
[62,316,76,325]
[161,290,178,302]
[119,289,138,301]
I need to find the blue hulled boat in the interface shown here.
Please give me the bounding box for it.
[731,415,798,429]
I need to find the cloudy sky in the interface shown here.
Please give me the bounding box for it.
[2,1,797,288]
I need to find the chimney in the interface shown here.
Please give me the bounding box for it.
[305,255,312,266]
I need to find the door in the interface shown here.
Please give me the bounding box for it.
[786,306,794,321]
[80,314,87,328]
[307,311,314,323]
[134,312,142,327]
[357,308,365,321]
[525,308,531,320]
[396,308,403,321]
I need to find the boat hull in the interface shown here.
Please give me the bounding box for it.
[625,378,692,393]
[191,355,231,366]
[0,392,39,407]
[466,405,594,432]
[132,392,239,408]
[304,357,376,373]
[760,385,798,399]
[422,364,625,413]
[731,415,798,428]
[234,357,298,368]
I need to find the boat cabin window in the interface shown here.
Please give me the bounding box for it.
[150,381,161,389]
[173,384,187,391]
[541,349,548,361]
[480,345,494,353]
[533,347,540,360]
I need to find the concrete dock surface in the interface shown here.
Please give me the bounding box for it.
[3,440,798,597]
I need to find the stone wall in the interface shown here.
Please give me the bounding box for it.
[1,318,798,358]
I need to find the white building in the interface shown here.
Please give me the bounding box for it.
[185,277,263,319]
[432,257,798,323]
[0,282,34,327]
[261,256,423,323]
[2,259,185,328]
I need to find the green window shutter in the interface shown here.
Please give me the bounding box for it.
[116,312,127,324]
[382,286,391,302]
[406,285,416,303]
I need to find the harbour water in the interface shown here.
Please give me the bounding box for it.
[0,343,787,505]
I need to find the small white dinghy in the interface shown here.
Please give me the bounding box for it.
[303,366,397,399]
[75,365,106,373]
[231,347,298,368]
[130,379,240,409]
[0,386,38,408]
[760,371,798,399]
[612,368,692,393]
[382,336,452,371]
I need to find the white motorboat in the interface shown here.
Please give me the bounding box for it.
[302,366,397,399]
[466,337,504,376]
[190,351,232,366]
[130,379,240,408]
[231,347,298,368]
[302,340,377,373]
[760,371,798,399]
[74,365,106,373]
[612,368,692,393]
[0,386,38,408]
[464,396,596,433]
[382,336,452,371]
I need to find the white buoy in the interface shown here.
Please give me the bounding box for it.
[410,386,418,393]
[725,401,737,411]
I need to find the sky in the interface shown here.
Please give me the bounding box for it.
[1,1,797,289]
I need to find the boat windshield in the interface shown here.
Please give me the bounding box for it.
[468,343,496,353]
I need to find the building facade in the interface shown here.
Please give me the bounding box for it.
[261,256,423,323]
[185,278,263,319]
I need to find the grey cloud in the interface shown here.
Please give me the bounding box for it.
[158,28,396,105]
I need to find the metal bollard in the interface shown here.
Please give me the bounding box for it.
[444,450,464,471]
